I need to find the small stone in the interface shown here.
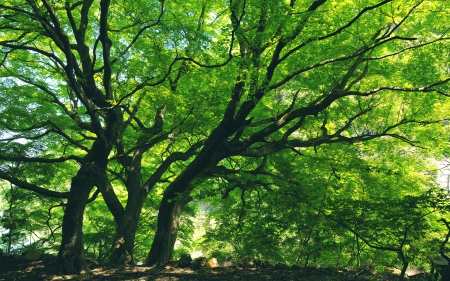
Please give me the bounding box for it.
[25,249,42,261]
[206,258,220,268]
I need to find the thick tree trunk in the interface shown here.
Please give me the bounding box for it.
[145,192,192,266]
[109,194,146,265]
[144,116,243,266]
[108,144,145,265]
[58,164,99,274]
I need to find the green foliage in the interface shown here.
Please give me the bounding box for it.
[198,138,450,267]
[0,181,63,254]
[84,198,116,263]
[172,203,199,259]
[0,0,449,270]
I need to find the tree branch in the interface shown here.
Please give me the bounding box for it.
[0,171,69,198]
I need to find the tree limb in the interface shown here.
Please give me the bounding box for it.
[0,171,69,198]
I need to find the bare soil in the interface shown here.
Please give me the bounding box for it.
[0,254,432,281]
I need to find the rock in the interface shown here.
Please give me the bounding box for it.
[222,257,234,267]
[274,263,290,270]
[191,257,207,269]
[240,256,255,268]
[206,258,220,268]
[178,254,192,268]
[405,266,426,277]
[25,249,42,261]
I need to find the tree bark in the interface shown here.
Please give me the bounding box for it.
[145,191,192,266]
[398,250,408,281]
[109,192,146,265]
[58,163,100,274]
[108,143,145,265]
[108,141,205,265]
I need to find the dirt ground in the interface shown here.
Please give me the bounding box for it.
[0,254,433,281]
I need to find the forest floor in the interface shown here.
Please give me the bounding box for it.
[0,254,433,281]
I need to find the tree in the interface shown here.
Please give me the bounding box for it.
[0,0,449,274]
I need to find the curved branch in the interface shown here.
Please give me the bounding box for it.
[99,0,113,100]
[367,37,450,62]
[1,120,90,153]
[141,139,206,193]
[278,0,393,64]
[96,172,124,224]
[110,56,180,107]
[0,4,48,23]
[109,1,165,68]
[0,171,69,198]
[271,35,417,90]
[0,153,82,164]
[0,43,65,68]
[234,117,440,158]
[355,78,450,96]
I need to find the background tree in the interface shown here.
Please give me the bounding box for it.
[0,0,449,274]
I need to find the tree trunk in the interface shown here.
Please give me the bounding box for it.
[109,193,146,265]
[58,164,99,274]
[356,235,361,267]
[144,118,242,266]
[398,249,408,281]
[108,144,145,265]
[7,183,14,254]
[145,192,192,266]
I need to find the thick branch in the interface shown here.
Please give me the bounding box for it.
[99,0,112,100]
[0,153,82,164]
[96,172,124,224]
[0,171,69,198]
[141,140,205,193]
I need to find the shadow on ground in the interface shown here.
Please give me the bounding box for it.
[0,254,431,281]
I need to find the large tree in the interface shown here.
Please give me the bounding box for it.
[0,0,449,273]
